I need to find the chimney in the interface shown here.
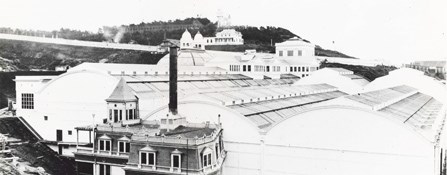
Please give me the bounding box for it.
[169,46,179,115]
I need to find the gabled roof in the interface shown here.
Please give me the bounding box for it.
[140,145,156,152]
[106,78,138,102]
[98,134,111,140]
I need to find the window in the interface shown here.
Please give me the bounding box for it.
[21,93,34,109]
[298,67,301,72]
[99,164,110,175]
[68,130,72,135]
[203,153,212,167]
[148,152,155,165]
[266,66,270,72]
[109,109,112,121]
[118,141,130,153]
[44,116,48,121]
[215,144,219,158]
[279,51,283,56]
[172,154,181,168]
[298,50,302,56]
[99,140,111,151]
[141,152,147,164]
[243,65,246,72]
[113,109,119,122]
[247,65,251,72]
[294,67,297,72]
[128,109,134,120]
[287,50,293,56]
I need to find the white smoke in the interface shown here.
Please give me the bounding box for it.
[102,26,126,43]
[113,27,125,43]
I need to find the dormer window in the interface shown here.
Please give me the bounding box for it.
[140,145,156,166]
[118,136,131,153]
[171,149,182,172]
[202,147,213,168]
[98,135,111,152]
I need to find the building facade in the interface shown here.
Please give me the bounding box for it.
[204,29,244,45]
[74,121,225,175]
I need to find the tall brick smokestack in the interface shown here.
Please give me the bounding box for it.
[169,46,178,115]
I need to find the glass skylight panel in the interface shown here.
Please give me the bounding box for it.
[281,79,294,84]
[178,82,196,90]
[220,80,238,87]
[229,106,257,116]
[245,80,260,86]
[255,79,271,86]
[190,81,211,89]
[225,91,252,100]
[390,85,416,94]
[207,81,226,88]
[275,108,295,118]
[245,103,272,112]
[206,92,236,103]
[260,112,283,123]
[232,80,250,87]
[128,83,154,92]
[240,90,265,98]
[247,115,271,128]
[149,82,169,91]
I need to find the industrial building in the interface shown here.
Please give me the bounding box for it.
[14,36,447,175]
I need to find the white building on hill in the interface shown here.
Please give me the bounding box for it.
[205,29,244,45]
[181,29,244,48]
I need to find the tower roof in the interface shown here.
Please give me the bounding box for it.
[194,31,204,40]
[106,78,138,102]
[181,29,193,41]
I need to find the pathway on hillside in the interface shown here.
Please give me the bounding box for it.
[0,33,160,52]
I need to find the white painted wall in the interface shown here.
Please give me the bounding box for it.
[19,70,118,142]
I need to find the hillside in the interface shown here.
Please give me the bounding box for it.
[320,60,397,81]
[0,117,76,174]
[0,39,165,70]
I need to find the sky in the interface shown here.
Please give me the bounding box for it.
[0,0,446,64]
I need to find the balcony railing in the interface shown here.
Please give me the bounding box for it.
[75,146,129,158]
[132,127,223,146]
[123,151,227,175]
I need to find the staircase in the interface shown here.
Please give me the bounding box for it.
[17,117,43,140]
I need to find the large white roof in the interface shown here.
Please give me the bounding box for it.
[365,68,447,104]
[319,85,446,142]
[295,67,370,94]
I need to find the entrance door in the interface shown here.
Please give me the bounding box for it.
[56,129,62,141]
